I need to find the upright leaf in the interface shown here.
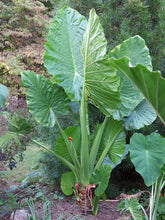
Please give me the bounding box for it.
[21,71,70,127]
[96,117,125,169]
[130,133,165,186]
[81,8,120,116]
[55,126,81,162]
[44,7,87,101]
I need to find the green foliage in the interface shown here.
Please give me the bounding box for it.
[130,133,165,186]
[0,192,18,217]
[0,0,51,96]
[61,171,76,196]
[26,199,52,220]
[0,109,32,170]
[117,197,144,220]
[0,0,50,50]
[22,71,70,127]
[158,197,165,220]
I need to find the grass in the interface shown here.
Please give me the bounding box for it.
[7,144,42,183]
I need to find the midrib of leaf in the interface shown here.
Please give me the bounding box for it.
[84,19,91,82]
[66,15,78,80]
[86,42,107,59]
[156,76,159,111]
[140,69,150,100]
[145,149,149,184]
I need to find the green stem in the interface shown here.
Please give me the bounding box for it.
[32,138,78,179]
[151,174,165,220]
[89,117,107,173]
[80,85,90,184]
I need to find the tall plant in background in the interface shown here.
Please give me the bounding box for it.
[21,7,164,214]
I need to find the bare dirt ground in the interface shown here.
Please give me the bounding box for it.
[0,175,129,220]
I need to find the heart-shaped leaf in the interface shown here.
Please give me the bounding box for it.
[130,133,165,186]
[61,171,76,195]
[21,71,70,127]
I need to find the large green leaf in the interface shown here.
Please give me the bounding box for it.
[124,99,157,130]
[130,133,165,186]
[110,36,152,120]
[109,36,165,125]
[61,171,76,196]
[96,117,125,169]
[90,164,111,196]
[21,71,70,127]
[81,8,120,116]
[55,126,81,162]
[0,84,9,109]
[44,7,87,101]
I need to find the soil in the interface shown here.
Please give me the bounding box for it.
[0,176,131,220]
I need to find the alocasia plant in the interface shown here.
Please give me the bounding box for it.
[21,7,161,214]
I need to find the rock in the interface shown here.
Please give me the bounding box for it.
[10,209,31,220]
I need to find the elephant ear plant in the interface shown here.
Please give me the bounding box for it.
[21,7,160,214]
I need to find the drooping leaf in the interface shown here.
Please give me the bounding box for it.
[103,144,129,169]
[0,84,9,109]
[109,36,165,125]
[90,164,111,196]
[124,99,157,130]
[109,35,152,70]
[81,8,120,116]
[55,126,81,162]
[112,72,144,120]
[130,133,165,186]
[21,71,70,127]
[110,36,152,120]
[96,117,125,168]
[44,7,87,101]
[61,171,76,196]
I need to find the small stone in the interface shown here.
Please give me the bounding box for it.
[10,209,31,220]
